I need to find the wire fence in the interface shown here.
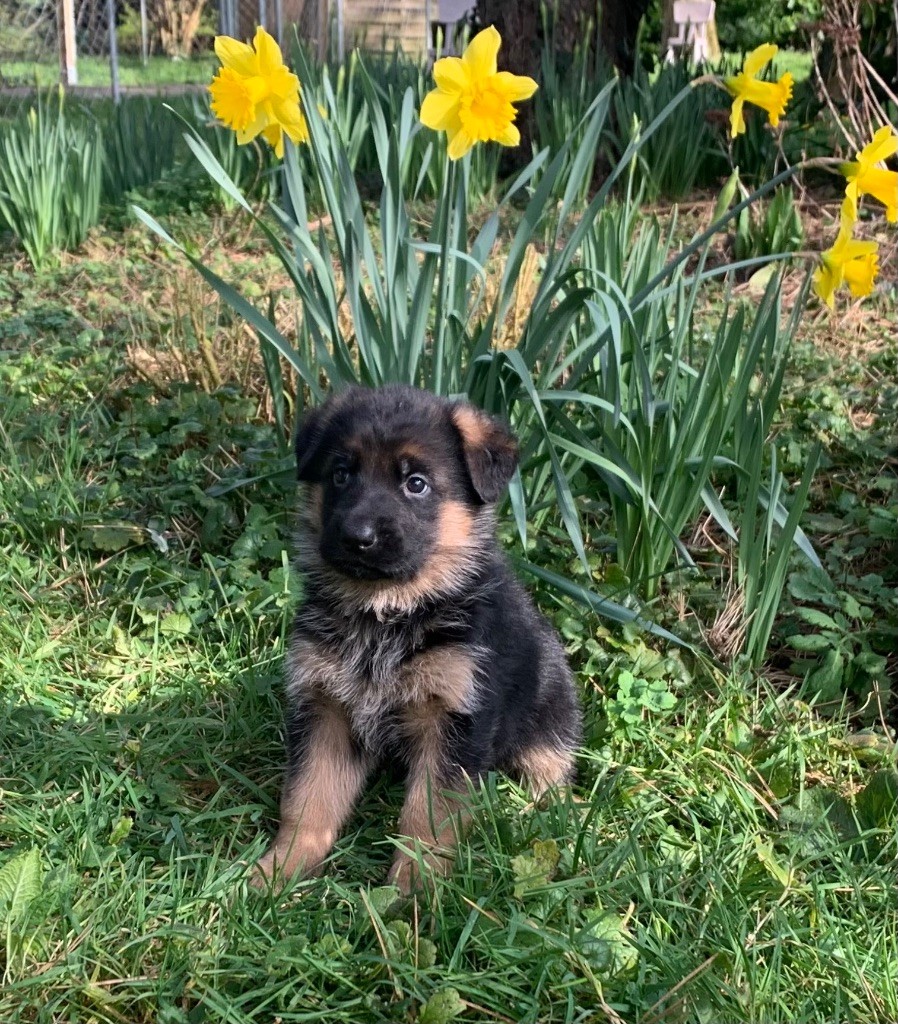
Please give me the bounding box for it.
[0,0,322,105]
[0,0,456,110]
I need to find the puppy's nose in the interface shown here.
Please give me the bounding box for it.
[343,521,378,551]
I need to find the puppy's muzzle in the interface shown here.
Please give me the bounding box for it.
[340,515,379,554]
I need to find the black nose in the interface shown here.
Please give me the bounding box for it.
[342,521,378,551]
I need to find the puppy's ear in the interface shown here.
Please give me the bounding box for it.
[450,403,519,503]
[294,405,329,482]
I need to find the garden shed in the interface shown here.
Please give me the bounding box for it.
[224,0,472,60]
[338,0,472,57]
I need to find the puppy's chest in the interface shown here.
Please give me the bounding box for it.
[289,605,478,749]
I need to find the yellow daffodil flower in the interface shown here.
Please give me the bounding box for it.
[813,209,879,309]
[842,125,898,223]
[724,44,793,138]
[420,26,538,160]
[209,26,308,158]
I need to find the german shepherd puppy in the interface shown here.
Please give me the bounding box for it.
[255,385,581,892]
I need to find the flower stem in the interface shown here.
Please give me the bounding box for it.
[433,154,457,396]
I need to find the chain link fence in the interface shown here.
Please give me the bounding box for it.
[1,0,441,110]
[0,0,246,105]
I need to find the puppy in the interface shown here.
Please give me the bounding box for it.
[255,385,581,892]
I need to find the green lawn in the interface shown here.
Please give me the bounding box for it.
[1,54,217,89]
[0,222,896,1023]
[718,48,814,82]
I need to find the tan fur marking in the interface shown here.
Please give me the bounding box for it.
[388,699,471,893]
[321,500,482,617]
[436,499,474,549]
[255,701,368,884]
[406,500,476,602]
[286,636,354,697]
[451,405,490,449]
[514,744,573,799]
[305,484,323,530]
[396,442,429,463]
[399,645,478,713]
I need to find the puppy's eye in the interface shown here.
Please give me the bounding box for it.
[404,474,430,497]
[332,466,350,487]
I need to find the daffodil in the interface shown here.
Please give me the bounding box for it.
[724,44,793,138]
[841,126,898,223]
[209,26,308,158]
[813,209,879,309]
[419,26,538,160]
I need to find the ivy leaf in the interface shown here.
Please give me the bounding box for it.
[577,909,639,977]
[159,613,193,638]
[418,987,465,1024]
[80,523,145,552]
[367,885,402,917]
[855,770,898,831]
[805,650,846,702]
[511,838,560,898]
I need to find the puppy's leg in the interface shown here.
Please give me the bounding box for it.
[513,742,575,800]
[256,698,369,884]
[388,702,471,894]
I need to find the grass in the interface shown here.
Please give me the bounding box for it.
[1,55,217,90]
[1,198,897,1022]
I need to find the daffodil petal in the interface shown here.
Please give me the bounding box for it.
[859,166,898,221]
[495,121,520,147]
[858,126,898,167]
[260,121,284,157]
[743,43,778,77]
[432,56,467,94]
[447,126,474,160]
[842,238,879,259]
[463,26,500,79]
[215,36,258,77]
[421,87,461,130]
[843,253,878,297]
[840,193,858,230]
[272,98,309,144]
[813,262,838,309]
[236,107,268,145]
[729,96,746,138]
[493,71,538,102]
[254,26,284,76]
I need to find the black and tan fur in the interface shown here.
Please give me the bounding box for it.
[255,385,581,892]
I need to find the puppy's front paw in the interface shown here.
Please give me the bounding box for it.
[249,837,325,891]
[387,852,422,895]
[388,849,452,895]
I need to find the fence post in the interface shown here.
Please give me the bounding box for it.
[58,0,79,86]
[107,0,121,102]
[139,0,149,64]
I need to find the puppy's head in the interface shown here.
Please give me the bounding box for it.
[294,385,517,607]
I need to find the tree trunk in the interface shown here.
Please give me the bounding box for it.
[599,0,651,75]
[475,0,650,79]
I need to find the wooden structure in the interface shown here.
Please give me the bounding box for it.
[340,0,473,58]
[223,0,472,62]
[665,0,715,64]
[342,1,428,55]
